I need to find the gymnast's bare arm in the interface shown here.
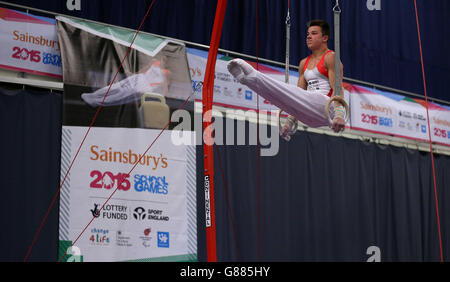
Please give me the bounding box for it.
[324,52,346,133]
[297,58,308,90]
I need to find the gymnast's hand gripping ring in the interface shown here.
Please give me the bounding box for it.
[324,96,350,125]
[278,109,298,141]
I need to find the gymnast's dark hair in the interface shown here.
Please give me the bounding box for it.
[307,19,330,41]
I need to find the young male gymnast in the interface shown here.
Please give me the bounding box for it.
[227,20,347,140]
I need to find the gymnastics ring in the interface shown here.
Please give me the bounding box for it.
[278,109,298,134]
[324,96,350,125]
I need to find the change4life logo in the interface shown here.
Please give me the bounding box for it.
[89,228,110,245]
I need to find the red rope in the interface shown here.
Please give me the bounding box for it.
[24,0,156,262]
[414,0,444,262]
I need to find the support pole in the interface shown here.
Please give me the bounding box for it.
[285,8,291,84]
[202,0,228,262]
[333,0,342,98]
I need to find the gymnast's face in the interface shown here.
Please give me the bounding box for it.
[306,26,328,50]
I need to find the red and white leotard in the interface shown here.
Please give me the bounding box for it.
[303,50,334,97]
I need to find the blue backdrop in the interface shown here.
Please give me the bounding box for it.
[3,0,449,103]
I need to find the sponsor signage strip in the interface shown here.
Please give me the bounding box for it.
[0,7,62,78]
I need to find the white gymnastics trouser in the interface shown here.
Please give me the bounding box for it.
[227,59,330,128]
[81,64,166,107]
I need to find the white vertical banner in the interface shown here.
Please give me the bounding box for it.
[59,126,196,262]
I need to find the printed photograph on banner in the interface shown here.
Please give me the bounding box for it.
[56,16,192,128]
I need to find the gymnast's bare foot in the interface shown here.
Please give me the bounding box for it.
[227,59,256,83]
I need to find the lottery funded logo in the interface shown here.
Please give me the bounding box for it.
[90,203,128,221]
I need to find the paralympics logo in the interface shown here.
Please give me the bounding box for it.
[140,228,152,248]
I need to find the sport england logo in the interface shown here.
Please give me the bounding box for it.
[132,208,169,222]
[133,207,146,220]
